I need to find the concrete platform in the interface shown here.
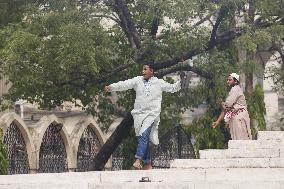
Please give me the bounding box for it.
[1,168,284,189]
[2,181,283,189]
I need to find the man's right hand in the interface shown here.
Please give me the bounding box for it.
[104,86,111,93]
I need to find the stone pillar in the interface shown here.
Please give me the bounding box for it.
[263,52,282,130]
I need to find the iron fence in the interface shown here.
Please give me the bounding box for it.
[3,122,29,174]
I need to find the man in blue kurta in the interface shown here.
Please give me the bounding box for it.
[105,64,181,170]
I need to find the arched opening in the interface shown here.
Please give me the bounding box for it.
[76,125,102,172]
[38,123,68,173]
[3,121,29,174]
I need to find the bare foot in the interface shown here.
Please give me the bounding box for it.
[133,159,142,170]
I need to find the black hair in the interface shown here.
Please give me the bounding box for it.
[143,63,155,71]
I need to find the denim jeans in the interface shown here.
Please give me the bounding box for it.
[135,125,153,164]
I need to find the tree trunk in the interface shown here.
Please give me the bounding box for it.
[245,70,254,96]
[245,0,255,96]
[93,112,133,171]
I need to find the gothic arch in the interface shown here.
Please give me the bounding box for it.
[71,116,106,167]
[34,114,74,171]
[0,113,36,172]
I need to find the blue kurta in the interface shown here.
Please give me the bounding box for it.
[109,76,181,145]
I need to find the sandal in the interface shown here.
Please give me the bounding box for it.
[133,161,142,170]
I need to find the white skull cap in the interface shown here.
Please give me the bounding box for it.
[230,73,239,81]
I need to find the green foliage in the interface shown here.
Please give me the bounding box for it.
[247,83,267,135]
[269,66,284,93]
[187,112,229,154]
[256,0,284,18]
[240,59,263,76]
[1,9,124,108]
[184,49,238,152]
[0,0,32,26]
[0,129,8,175]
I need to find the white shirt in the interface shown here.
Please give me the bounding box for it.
[110,76,181,145]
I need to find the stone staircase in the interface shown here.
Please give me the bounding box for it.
[172,131,284,169]
[1,131,284,189]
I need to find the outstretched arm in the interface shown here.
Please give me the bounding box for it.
[160,80,181,93]
[105,77,138,92]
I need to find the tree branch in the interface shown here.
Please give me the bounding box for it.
[89,17,283,85]
[58,10,283,88]
[153,15,284,72]
[95,62,136,83]
[150,7,160,38]
[92,14,120,24]
[208,5,228,49]
[106,0,141,49]
[192,13,214,28]
[155,62,212,79]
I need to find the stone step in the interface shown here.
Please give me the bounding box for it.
[199,148,281,159]
[1,168,284,182]
[91,181,284,189]
[1,168,284,188]
[170,158,284,168]
[2,181,283,189]
[2,169,284,189]
[228,139,284,149]
[257,131,284,140]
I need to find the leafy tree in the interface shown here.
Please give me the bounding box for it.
[0,0,283,170]
[247,83,266,137]
[0,128,8,175]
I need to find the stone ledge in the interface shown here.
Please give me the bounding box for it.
[170,158,284,168]
[228,139,284,149]
[199,148,280,159]
[90,181,284,189]
[2,168,284,184]
[258,131,284,140]
[2,180,284,189]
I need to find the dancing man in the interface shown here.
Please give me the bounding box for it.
[105,64,182,169]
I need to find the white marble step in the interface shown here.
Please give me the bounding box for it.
[1,168,284,182]
[2,181,283,189]
[228,139,284,149]
[199,148,282,159]
[91,181,284,189]
[257,131,284,140]
[170,158,284,168]
[1,169,284,189]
